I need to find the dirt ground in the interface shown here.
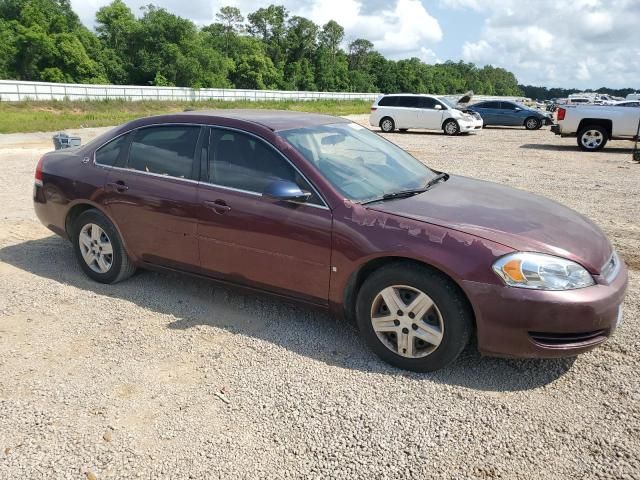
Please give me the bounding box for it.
[0,119,638,479]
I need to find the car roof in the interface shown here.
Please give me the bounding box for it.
[146,109,350,132]
[379,93,438,98]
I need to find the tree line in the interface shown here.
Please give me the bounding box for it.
[519,85,638,101]
[2,0,633,98]
[0,0,524,96]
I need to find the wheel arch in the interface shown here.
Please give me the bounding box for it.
[379,116,395,127]
[523,115,539,126]
[577,118,612,138]
[65,201,136,262]
[441,117,459,130]
[342,256,475,329]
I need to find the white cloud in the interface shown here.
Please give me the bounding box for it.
[454,0,640,88]
[72,0,442,63]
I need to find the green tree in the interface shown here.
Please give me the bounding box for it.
[215,6,244,55]
[0,0,109,83]
[0,1,548,97]
[247,4,288,68]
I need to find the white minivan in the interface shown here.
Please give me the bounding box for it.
[369,94,484,135]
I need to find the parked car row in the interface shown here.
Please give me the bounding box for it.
[369,94,553,135]
[369,92,639,154]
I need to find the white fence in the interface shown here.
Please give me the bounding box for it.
[0,80,380,102]
[0,80,530,104]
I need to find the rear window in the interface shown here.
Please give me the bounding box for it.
[378,96,398,107]
[95,134,128,167]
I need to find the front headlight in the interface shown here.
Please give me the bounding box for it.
[493,252,595,290]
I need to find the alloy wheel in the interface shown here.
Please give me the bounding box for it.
[370,285,444,358]
[444,121,458,135]
[581,129,604,150]
[78,223,113,274]
[526,118,539,129]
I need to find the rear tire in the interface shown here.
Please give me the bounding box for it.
[524,117,541,130]
[443,119,460,136]
[355,263,472,372]
[380,117,395,133]
[73,209,136,284]
[577,125,608,151]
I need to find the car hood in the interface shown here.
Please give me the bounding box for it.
[367,175,612,274]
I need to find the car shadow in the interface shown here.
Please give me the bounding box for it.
[379,130,446,136]
[0,235,576,392]
[482,126,528,130]
[520,144,633,154]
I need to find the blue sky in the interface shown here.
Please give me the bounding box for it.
[72,0,640,89]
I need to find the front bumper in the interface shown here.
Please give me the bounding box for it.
[461,261,628,358]
[458,117,484,133]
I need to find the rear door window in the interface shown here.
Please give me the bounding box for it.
[126,126,201,179]
[501,102,517,110]
[482,101,501,109]
[378,96,398,107]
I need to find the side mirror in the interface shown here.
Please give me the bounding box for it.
[434,104,443,110]
[514,107,522,111]
[263,180,311,202]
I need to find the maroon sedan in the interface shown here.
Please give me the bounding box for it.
[33,110,627,371]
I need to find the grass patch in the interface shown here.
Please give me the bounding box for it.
[0,99,371,134]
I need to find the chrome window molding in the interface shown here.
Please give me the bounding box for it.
[198,181,329,210]
[91,122,331,210]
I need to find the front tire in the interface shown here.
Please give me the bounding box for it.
[577,125,608,151]
[73,209,136,284]
[355,263,472,372]
[443,119,460,136]
[524,117,541,130]
[380,117,395,133]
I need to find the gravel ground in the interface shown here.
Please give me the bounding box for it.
[0,119,639,479]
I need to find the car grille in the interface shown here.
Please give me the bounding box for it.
[601,252,620,283]
[529,330,607,347]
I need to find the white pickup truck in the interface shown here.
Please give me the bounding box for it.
[551,104,640,151]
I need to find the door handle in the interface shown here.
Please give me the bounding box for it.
[106,181,129,193]
[204,200,231,214]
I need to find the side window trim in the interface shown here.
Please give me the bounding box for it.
[203,125,329,209]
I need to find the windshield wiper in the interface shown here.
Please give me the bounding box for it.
[423,172,448,189]
[381,189,427,200]
[360,173,449,205]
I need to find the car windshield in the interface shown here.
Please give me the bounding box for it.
[278,122,436,203]
[439,97,457,109]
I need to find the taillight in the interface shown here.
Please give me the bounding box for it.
[557,108,566,121]
[35,156,44,186]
